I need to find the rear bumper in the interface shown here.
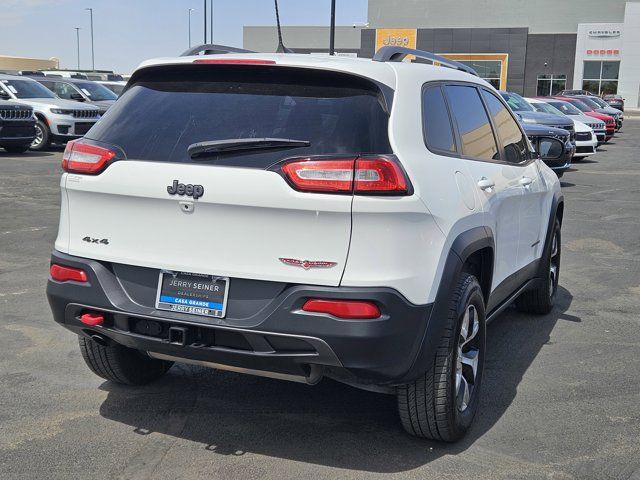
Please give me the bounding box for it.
[46,250,433,387]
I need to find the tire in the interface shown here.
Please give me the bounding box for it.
[397,273,486,441]
[78,335,173,385]
[515,218,561,314]
[3,144,31,154]
[30,119,51,151]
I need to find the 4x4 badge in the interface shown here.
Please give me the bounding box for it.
[167,180,204,200]
[279,258,337,270]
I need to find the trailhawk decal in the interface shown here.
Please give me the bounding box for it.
[279,258,337,270]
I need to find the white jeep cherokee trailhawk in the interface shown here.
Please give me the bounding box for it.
[47,46,563,442]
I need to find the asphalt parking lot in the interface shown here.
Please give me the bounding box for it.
[1,119,639,480]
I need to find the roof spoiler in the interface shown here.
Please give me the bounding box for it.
[372,46,478,77]
[180,44,256,57]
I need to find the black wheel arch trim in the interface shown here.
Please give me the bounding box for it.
[396,226,494,385]
[398,193,563,385]
[537,191,563,279]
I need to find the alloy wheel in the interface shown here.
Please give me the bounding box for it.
[549,229,560,298]
[31,124,43,148]
[455,304,480,412]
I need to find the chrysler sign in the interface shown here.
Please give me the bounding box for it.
[588,29,621,38]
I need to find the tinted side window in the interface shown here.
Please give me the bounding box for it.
[481,90,529,164]
[422,85,456,153]
[444,85,499,161]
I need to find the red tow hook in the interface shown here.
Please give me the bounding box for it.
[80,313,104,326]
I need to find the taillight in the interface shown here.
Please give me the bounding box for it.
[302,299,381,319]
[355,158,408,193]
[50,264,88,283]
[281,158,355,193]
[62,139,115,174]
[280,156,409,195]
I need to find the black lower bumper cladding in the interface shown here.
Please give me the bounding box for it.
[47,250,433,387]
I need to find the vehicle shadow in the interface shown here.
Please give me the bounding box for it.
[98,287,574,473]
[0,150,55,158]
[560,181,576,188]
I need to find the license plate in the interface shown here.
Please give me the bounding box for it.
[155,271,229,318]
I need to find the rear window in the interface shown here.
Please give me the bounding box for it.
[87,65,392,167]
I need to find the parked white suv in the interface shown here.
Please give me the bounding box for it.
[47,46,563,442]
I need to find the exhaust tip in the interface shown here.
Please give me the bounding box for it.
[90,334,109,346]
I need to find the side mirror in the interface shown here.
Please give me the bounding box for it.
[0,90,10,100]
[538,138,564,160]
[70,92,85,101]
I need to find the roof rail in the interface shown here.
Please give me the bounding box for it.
[181,44,256,57]
[372,46,478,77]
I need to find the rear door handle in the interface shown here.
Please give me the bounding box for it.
[519,176,533,187]
[477,177,495,191]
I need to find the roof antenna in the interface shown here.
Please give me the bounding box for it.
[274,0,292,53]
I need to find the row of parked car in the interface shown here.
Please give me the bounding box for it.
[0,71,125,152]
[498,90,624,177]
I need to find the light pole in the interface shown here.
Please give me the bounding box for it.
[329,0,336,55]
[210,0,213,43]
[188,8,194,47]
[203,0,207,44]
[74,27,81,69]
[85,8,95,70]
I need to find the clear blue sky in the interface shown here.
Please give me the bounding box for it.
[1,0,368,73]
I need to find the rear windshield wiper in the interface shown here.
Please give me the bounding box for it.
[188,138,310,158]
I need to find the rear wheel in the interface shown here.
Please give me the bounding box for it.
[30,119,50,151]
[516,218,561,314]
[78,336,173,385]
[397,273,486,441]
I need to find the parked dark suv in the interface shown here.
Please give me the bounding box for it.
[0,100,36,153]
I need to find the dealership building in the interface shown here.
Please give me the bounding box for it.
[244,0,640,107]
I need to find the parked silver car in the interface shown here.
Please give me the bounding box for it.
[32,76,117,113]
